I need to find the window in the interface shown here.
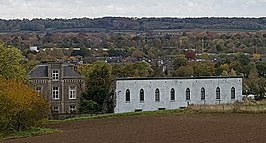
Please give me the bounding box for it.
[171,88,175,101]
[231,87,235,99]
[69,86,76,99]
[126,89,130,102]
[52,105,59,113]
[52,86,59,99]
[35,86,42,93]
[69,105,76,113]
[201,87,205,100]
[186,88,190,100]
[155,88,160,102]
[216,87,220,100]
[140,89,144,102]
[52,70,59,80]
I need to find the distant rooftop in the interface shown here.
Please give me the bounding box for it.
[28,62,79,78]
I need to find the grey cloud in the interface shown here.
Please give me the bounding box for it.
[0,0,265,19]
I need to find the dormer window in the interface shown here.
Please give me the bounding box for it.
[52,70,59,80]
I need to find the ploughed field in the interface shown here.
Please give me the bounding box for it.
[5,114,266,143]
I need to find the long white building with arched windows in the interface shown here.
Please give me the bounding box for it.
[114,76,242,113]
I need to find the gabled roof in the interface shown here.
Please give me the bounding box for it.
[28,65,48,77]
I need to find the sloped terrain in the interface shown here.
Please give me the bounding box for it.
[5,114,266,143]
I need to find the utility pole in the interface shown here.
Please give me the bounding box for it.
[201,39,204,53]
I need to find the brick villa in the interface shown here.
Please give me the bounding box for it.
[28,61,84,114]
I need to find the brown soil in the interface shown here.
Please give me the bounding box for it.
[4,114,266,143]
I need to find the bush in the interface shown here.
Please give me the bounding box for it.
[79,99,100,114]
[0,78,49,132]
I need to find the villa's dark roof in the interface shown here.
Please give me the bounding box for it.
[28,63,80,78]
[63,66,79,77]
[116,76,243,81]
[28,65,48,77]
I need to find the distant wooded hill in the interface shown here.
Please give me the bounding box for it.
[1,17,266,32]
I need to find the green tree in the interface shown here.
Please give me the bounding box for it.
[242,63,256,77]
[79,100,100,114]
[151,63,165,77]
[111,64,128,78]
[81,61,114,113]
[131,61,154,77]
[0,42,26,80]
[244,68,266,100]
[23,60,40,74]
[173,55,187,70]
[77,64,93,78]
[192,62,215,76]
[256,62,266,77]
[230,61,242,75]
[237,53,250,66]
[174,65,194,77]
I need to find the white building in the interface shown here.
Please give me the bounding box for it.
[114,76,242,113]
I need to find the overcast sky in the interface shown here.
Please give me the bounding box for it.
[1,0,266,19]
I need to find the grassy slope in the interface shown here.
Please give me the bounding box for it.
[0,127,61,141]
[48,101,266,124]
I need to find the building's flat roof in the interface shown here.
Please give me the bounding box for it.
[116,76,242,81]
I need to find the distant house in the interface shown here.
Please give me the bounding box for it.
[30,46,39,52]
[28,61,84,114]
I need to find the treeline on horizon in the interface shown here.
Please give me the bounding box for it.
[1,17,266,32]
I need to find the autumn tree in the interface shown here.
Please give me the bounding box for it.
[0,77,49,132]
[131,49,146,59]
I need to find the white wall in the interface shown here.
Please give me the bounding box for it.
[114,77,242,113]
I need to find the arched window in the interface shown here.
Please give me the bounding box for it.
[231,87,235,99]
[126,89,130,102]
[171,88,175,101]
[155,88,160,101]
[201,87,205,100]
[216,87,220,100]
[186,88,190,100]
[140,89,144,102]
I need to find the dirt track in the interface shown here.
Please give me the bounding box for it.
[5,114,266,143]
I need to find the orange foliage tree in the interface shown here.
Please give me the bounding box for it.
[0,77,49,132]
